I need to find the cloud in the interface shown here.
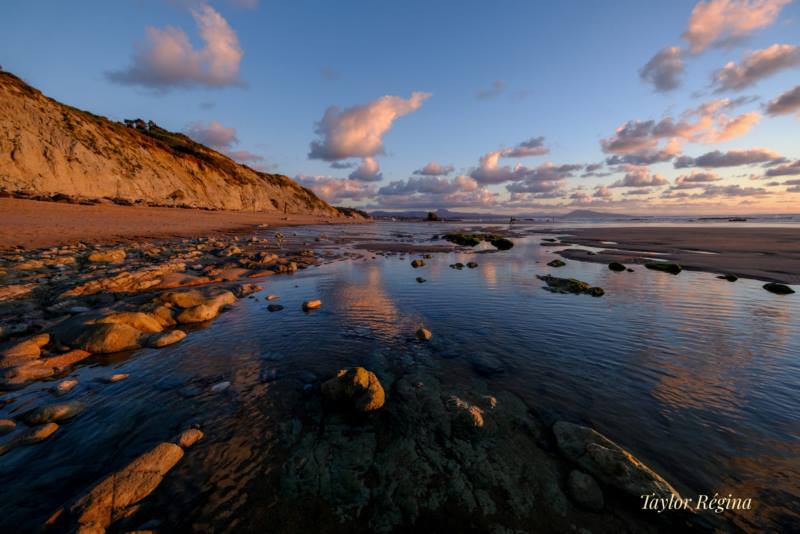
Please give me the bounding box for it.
[683,0,790,54]
[594,185,613,198]
[348,157,384,182]
[294,175,377,203]
[184,120,238,149]
[640,46,685,91]
[765,159,800,176]
[766,85,800,116]
[378,175,478,196]
[503,137,550,157]
[413,162,454,176]
[601,98,761,163]
[504,163,583,193]
[107,5,243,89]
[674,147,782,167]
[713,44,800,91]
[308,92,431,161]
[227,150,264,163]
[330,161,356,169]
[696,184,769,197]
[374,175,496,208]
[610,166,669,188]
[673,171,722,188]
[476,80,506,99]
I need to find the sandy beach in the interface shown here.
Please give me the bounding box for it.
[551,226,800,285]
[0,199,362,251]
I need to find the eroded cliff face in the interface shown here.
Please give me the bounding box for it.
[0,71,341,216]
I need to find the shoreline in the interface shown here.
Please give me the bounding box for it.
[545,226,800,285]
[0,198,366,251]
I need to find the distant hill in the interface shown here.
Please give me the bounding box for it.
[370,208,638,221]
[0,71,352,217]
[560,209,634,220]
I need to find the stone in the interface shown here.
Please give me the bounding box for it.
[147,329,187,348]
[267,304,284,312]
[416,327,432,341]
[567,470,604,511]
[68,442,184,532]
[608,262,626,272]
[0,419,16,435]
[411,259,425,268]
[537,275,604,297]
[416,277,426,283]
[450,263,465,270]
[443,233,481,247]
[266,294,280,301]
[448,396,485,434]
[302,299,322,310]
[176,428,204,448]
[60,262,186,298]
[72,323,143,353]
[553,421,681,501]
[644,262,682,275]
[321,367,385,412]
[53,379,79,396]
[1,350,92,388]
[158,290,206,309]
[0,423,59,456]
[547,259,566,268]
[175,303,219,324]
[93,312,164,333]
[0,333,49,364]
[717,274,738,282]
[210,381,231,393]
[101,373,129,383]
[490,237,514,250]
[233,284,261,298]
[763,282,795,295]
[86,248,126,263]
[467,262,479,269]
[22,401,85,425]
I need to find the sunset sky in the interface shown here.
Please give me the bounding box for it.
[3,0,800,214]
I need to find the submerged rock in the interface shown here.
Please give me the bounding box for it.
[644,262,682,275]
[416,327,433,341]
[537,275,604,297]
[608,262,626,272]
[267,304,284,312]
[302,299,322,310]
[410,259,425,268]
[567,470,604,511]
[553,421,681,501]
[0,422,59,456]
[0,419,16,435]
[763,282,795,295]
[22,401,85,425]
[321,367,385,412]
[547,259,566,268]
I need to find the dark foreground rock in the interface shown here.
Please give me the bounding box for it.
[537,275,604,297]
[763,282,795,295]
[321,367,385,412]
[644,262,682,275]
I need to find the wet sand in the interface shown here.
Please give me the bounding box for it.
[550,226,800,285]
[0,199,363,251]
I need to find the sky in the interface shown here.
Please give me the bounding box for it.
[2,0,800,215]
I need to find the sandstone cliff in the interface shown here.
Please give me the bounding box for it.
[0,71,343,216]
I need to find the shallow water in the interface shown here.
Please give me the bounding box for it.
[1,222,798,532]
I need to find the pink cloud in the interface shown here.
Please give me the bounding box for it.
[766,85,800,117]
[185,120,238,149]
[610,166,669,188]
[413,162,455,176]
[294,175,377,203]
[108,5,243,89]
[683,0,790,54]
[713,44,800,91]
[348,157,384,182]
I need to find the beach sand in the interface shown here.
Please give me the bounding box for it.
[0,198,362,250]
[552,226,800,285]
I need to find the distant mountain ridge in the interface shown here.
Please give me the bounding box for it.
[0,71,347,216]
[370,208,637,220]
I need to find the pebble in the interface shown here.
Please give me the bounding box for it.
[302,299,322,310]
[267,304,284,312]
[416,328,433,341]
[210,381,231,393]
[101,373,129,383]
[266,295,280,300]
[53,379,79,396]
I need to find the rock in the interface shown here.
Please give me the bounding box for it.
[0,333,49,365]
[233,283,261,298]
[490,237,514,250]
[0,419,16,435]
[147,329,187,348]
[53,379,79,396]
[449,263,464,270]
[210,381,231,393]
[411,259,425,268]
[763,282,795,295]
[416,277,426,283]
[416,327,432,341]
[302,299,322,310]
[553,421,681,501]
[443,233,481,247]
[60,262,186,298]
[1,350,92,388]
[608,262,626,272]
[547,259,566,268]
[101,373,129,383]
[175,303,219,324]
[470,354,505,376]
[71,323,144,353]
[0,423,59,456]
[158,290,206,308]
[22,401,85,425]
[466,262,479,269]
[93,312,164,333]
[717,274,738,282]
[447,396,485,434]
[644,262,682,275]
[267,304,284,312]
[567,470,604,511]
[266,294,280,301]
[68,442,184,532]
[537,275,604,297]
[176,428,203,448]
[86,248,126,263]
[321,367,385,412]
[0,283,37,301]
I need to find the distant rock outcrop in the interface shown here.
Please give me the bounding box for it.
[0,71,349,216]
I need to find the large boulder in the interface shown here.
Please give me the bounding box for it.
[0,333,49,366]
[553,421,681,500]
[70,323,144,353]
[321,367,385,412]
[92,312,164,334]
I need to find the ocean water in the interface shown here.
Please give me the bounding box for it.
[0,222,798,532]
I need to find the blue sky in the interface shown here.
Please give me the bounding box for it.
[2,0,800,214]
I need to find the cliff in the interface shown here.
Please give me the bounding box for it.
[0,71,343,216]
